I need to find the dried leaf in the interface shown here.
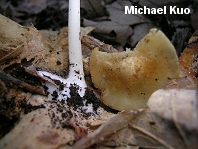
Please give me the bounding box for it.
[0,14,28,45]
[83,1,155,46]
[80,27,95,39]
[106,1,152,25]
[137,0,191,27]
[73,109,190,149]
[179,30,198,88]
[0,14,46,70]
[191,3,198,30]
[0,98,75,149]
[17,0,48,14]
[73,111,136,149]
[0,79,7,97]
[128,110,186,149]
[73,77,198,149]
[81,0,106,18]
[69,118,88,141]
[172,28,191,55]
[0,44,24,63]
[0,88,27,121]
[36,27,93,77]
[36,28,69,77]
[81,35,118,54]
[83,19,133,46]
[129,23,155,47]
[0,15,69,77]
[148,89,198,129]
[87,110,115,128]
[147,89,198,148]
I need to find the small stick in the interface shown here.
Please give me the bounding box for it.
[0,70,47,95]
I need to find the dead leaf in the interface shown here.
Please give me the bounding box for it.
[73,109,191,149]
[129,23,155,47]
[147,88,198,148]
[148,89,198,130]
[87,110,115,128]
[106,1,152,25]
[0,97,75,149]
[172,28,191,55]
[137,0,192,27]
[36,27,93,77]
[81,35,118,54]
[191,2,198,30]
[36,28,69,77]
[0,15,69,77]
[0,88,27,120]
[128,110,186,149]
[82,1,153,46]
[0,14,46,70]
[81,0,106,18]
[69,118,88,141]
[17,0,48,14]
[0,79,7,97]
[80,27,95,39]
[179,30,198,88]
[73,111,136,149]
[0,43,24,63]
[73,76,198,149]
[83,19,133,46]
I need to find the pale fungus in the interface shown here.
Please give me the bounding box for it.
[90,28,180,111]
[38,0,88,108]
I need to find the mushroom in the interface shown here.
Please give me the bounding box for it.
[38,0,87,100]
[90,28,180,111]
[67,0,87,96]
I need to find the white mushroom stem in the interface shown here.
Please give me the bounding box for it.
[68,0,87,94]
[38,0,87,100]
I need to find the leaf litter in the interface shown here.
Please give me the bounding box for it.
[0,0,198,149]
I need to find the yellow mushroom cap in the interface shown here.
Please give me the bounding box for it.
[90,28,180,111]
